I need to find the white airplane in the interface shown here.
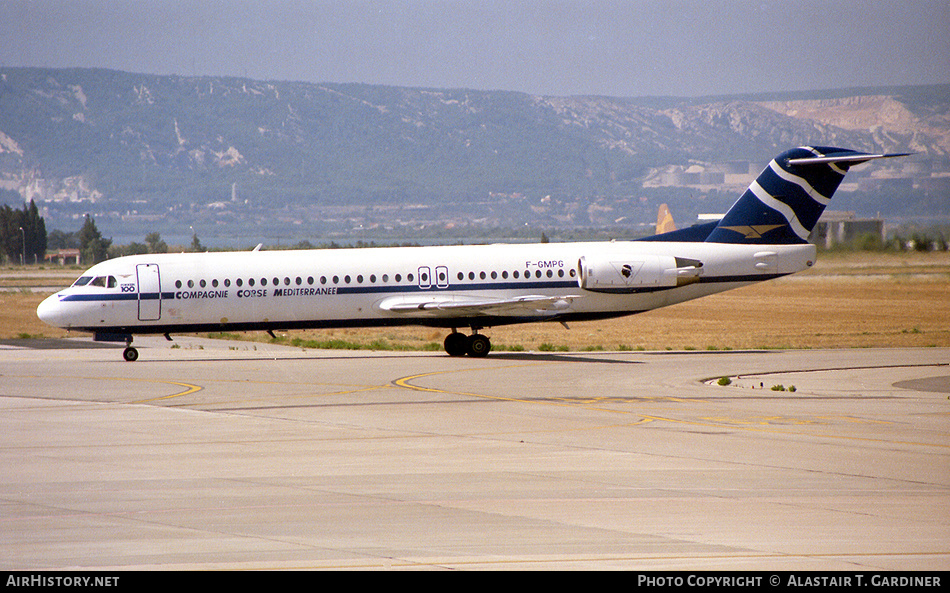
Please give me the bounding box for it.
[38,146,905,361]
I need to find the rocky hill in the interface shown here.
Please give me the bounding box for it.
[0,67,946,240]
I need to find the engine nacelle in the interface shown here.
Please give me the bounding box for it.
[577,254,703,293]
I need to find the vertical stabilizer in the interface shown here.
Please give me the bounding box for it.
[655,204,677,234]
[705,146,907,244]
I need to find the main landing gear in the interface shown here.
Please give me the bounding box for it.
[443,330,491,358]
[123,338,139,362]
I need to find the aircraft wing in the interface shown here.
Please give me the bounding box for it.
[378,294,582,317]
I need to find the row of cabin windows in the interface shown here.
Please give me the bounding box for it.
[459,268,572,281]
[172,267,577,290]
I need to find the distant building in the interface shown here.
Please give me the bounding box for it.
[45,249,81,266]
[810,211,884,248]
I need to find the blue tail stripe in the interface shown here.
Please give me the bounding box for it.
[756,165,829,231]
[777,162,844,200]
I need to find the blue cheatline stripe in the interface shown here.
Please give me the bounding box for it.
[61,293,138,302]
[700,273,786,283]
[61,292,169,302]
[335,279,577,295]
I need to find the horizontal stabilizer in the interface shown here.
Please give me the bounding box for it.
[787,152,911,166]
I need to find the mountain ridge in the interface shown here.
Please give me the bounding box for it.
[1,67,946,239]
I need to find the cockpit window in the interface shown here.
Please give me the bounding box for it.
[72,276,93,287]
[84,276,118,288]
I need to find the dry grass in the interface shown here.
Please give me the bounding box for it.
[2,252,948,350]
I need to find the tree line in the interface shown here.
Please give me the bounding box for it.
[0,200,46,265]
[0,202,169,266]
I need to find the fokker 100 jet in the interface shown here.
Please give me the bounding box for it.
[37,146,905,361]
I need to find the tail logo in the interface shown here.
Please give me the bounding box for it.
[720,224,785,239]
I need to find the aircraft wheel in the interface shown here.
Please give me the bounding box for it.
[444,332,467,357]
[123,346,139,362]
[466,334,491,358]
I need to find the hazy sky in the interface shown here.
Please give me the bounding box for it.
[1,0,947,97]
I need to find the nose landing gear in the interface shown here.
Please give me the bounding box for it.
[123,338,139,362]
[444,329,491,357]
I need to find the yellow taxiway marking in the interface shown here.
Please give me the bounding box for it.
[2,373,202,404]
[123,378,203,403]
[167,382,391,408]
[394,366,948,448]
[393,366,654,426]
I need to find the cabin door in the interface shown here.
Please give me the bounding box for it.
[136,263,162,321]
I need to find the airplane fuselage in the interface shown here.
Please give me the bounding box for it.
[38,239,816,338]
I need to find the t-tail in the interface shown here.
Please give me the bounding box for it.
[703,146,908,244]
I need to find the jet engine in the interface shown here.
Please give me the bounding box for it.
[577,255,703,293]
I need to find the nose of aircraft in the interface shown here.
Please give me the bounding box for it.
[36,293,67,328]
